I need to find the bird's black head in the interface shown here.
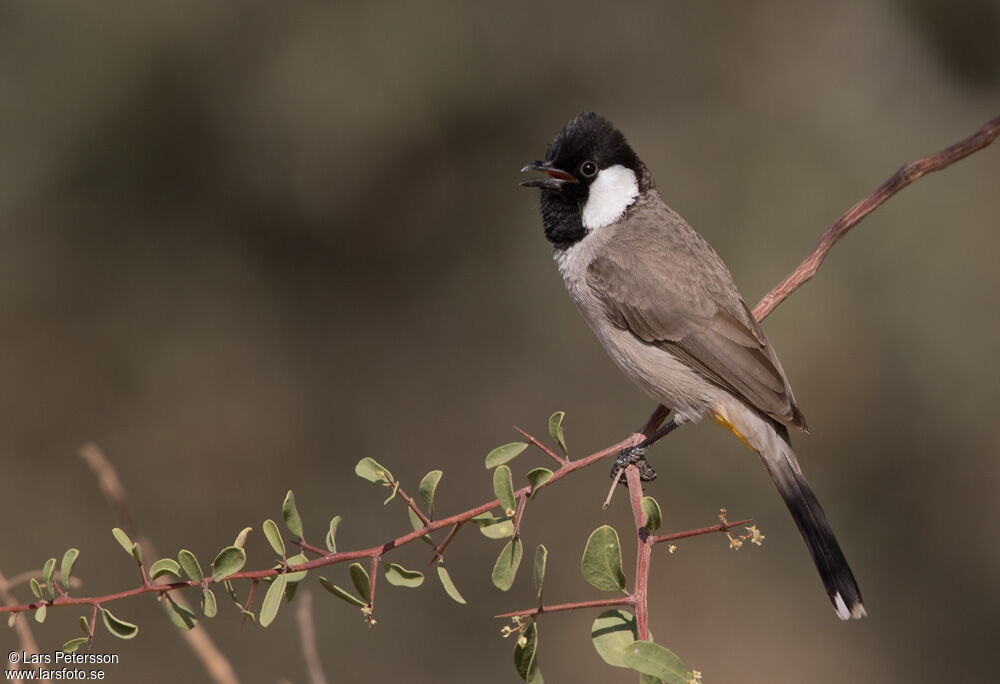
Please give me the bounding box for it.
[521,113,651,248]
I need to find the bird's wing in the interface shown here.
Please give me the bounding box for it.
[586,206,806,429]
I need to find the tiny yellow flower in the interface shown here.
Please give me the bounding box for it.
[746,525,765,546]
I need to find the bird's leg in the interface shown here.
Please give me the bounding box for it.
[611,416,681,482]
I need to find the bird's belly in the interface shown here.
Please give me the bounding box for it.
[554,241,719,423]
[589,318,717,423]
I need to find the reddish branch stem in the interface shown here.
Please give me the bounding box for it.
[386,476,431,528]
[753,114,1000,321]
[651,518,753,545]
[514,425,565,465]
[1,428,654,615]
[429,522,464,565]
[625,466,652,641]
[494,597,632,619]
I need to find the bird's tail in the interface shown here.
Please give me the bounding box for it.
[759,423,866,620]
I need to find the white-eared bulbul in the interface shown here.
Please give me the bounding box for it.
[521,112,865,620]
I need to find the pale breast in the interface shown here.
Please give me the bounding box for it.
[553,234,721,424]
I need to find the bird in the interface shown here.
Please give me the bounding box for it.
[520,112,865,620]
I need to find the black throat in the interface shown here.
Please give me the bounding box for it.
[540,189,587,249]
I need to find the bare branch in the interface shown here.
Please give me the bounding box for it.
[650,518,753,545]
[0,571,42,676]
[80,444,240,684]
[494,597,632,619]
[513,425,565,465]
[295,590,329,684]
[753,114,1000,321]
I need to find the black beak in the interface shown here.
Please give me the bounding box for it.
[519,160,579,190]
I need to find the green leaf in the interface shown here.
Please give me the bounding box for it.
[34,605,46,623]
[493,465,517,515]
[418,470,443,518]
[60,548,80,587]
[640,497,662,532]
[384,563,424,588]
[163,595,198,631]
[349,563,371,601]
[201,589,218,618]
[263,519,285,557]
[325,516,342,553]
[281,490,304,538]
[259,574,287,627]
[513,619,543,683]
[485,442,528,469]
[131,543,143,565]
[101,608,139,639]
[436,562,466,604]
[491,538,524,591]
[621,641,689,684]
[591,609,639,668]
[29,577,42,599]
[283,553,309,583]
[581,525,626,593]
[61,637,89,654]
[526,468,554,498]
[548,410,568,455]
[149,558,183,580]
[471,513,514,539]
[233,526,253,549]
[111,528,133,556]
[178,550,203,583]
[285,579,299,603]
[355,457,393,486]
[319,577,367,607]
[224,580,241,606]
[79,616,91,636]
[382,479,400,505]
[211,546,247,581]
[641,675,667,684]
[533,545,547,603]
[241,610,256,625]
[7,613,15,628]
[42,558,56,598]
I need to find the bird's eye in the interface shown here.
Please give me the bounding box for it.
[580,161,598,177]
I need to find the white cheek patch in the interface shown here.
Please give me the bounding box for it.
[582,164,639,231]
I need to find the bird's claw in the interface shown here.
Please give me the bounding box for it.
[611,444,656,484]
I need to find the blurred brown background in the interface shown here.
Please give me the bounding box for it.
[2,1,999,682]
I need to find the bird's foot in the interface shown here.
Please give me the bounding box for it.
[611,444,656,483]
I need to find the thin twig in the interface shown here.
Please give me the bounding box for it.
[494,597,633,619]
[753,114,1000,321]
[650,518,753,545]
[429,522,464,566]
[511,494,529,539]
[513,425,565,465]
[4,570,82,592]
[80,444,240,684]
[385,475,431,528]
[295,590,329,684]
[0,571,42,676]
[240,581,259,631]
[602,467,626,510]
